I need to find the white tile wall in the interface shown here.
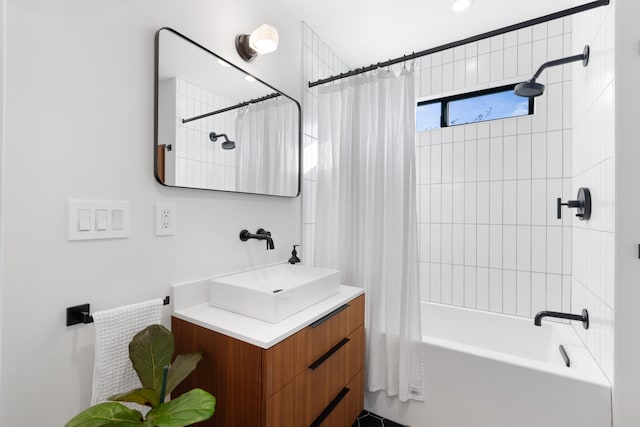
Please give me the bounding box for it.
[571,5,615,383]
[416,17,574,318]
[174,78,237,190]
[301,23,350,265]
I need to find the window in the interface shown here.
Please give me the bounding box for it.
[416,84,533,131]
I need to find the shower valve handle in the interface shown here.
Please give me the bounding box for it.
[556,188,591,221]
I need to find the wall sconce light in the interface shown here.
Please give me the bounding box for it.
[236,24,279,62]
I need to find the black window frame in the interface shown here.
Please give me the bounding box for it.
[417,84,535,129]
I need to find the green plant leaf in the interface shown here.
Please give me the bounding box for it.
[109,388,160,408]
[165,352,203,395]
[64,402,143,427]
[129,324,174,392]
[145,388,216,427]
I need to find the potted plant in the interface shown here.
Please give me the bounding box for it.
[65,325,216,427]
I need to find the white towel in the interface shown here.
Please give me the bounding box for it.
[91,298,164,406]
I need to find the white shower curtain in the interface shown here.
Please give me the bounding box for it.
[235,97,298,195]
[314,67,424,402]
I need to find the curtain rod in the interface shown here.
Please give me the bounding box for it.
[182,92,281,124]
[308,0,610,88]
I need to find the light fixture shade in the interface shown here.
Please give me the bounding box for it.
[248,24,279,55]
[452,0,473,12]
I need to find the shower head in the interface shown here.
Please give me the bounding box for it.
[209,132,236,150]
[514,45,590,98]
[514,80,546,98]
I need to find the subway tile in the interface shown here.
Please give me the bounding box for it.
[504,31,518,48]
[518,43,532,77]
[464,266,477,308]
[503,225,517,270]
[420,262,430,300]
[477,182,490,224]
[546,274,563,311]
[547,226,563,275]
[478,38,491,55]
[466,57,478,87]
[478,53,491,84]
[430,224,441,263]
[504,46,518,79]
[490,50,504,81]
[531,179,547,226]
[465,183,477,223]
[489,268,503,312]
[442,183,453,223]
[454,60,466,89]
[431,144,442,183]
[441,264,453,305]
[430,263,441,302]
[503,270,517,315]
[531,133,547,179]
[465,140,477,181]
[517,134,532,179]
[477,267,490,310]
[517,225,532,270]
[453,265,465,306]
[443,63,454,91]
[442,143,453,183]
[531,272,547,314]
[489,224,503,268]
[531,225,546,272]
[431,184,442,223]
[489,137,503,181]
[503,136,518,180]
[477,138,490,181]
[503,181,517,224]
[517,180,532,225]
[517,271,532,317]
[453,223,465,265]
[465,224,477,266]
[490,181,503,224]
[477,225,490,267]
[442,223,453,264]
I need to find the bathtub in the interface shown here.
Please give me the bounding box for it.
[365,301,611,427]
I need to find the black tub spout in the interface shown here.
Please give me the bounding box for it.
[534,309,589,329]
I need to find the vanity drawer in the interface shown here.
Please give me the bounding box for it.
[310,369,364,427]
[265,325,364,427]
[302,294,364,368]
[263,294,365,397]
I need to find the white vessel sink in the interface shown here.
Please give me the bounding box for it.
[209,264,341,323]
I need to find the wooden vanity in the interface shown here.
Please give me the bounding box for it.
[172,293,365,426]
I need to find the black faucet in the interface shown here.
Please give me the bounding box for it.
[534,309,589,329]
[239,228,274,250]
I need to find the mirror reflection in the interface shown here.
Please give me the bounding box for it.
[155,28,300,197]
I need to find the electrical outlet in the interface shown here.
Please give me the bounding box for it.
[155,202,176,236]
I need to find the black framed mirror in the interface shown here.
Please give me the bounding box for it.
[154,28,301,197]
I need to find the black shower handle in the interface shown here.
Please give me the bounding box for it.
[557,198,581,219]
[557,188,591,220]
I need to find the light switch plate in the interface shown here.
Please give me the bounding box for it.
[67,200,130,241]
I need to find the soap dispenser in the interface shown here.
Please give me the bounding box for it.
[288,245,301,264]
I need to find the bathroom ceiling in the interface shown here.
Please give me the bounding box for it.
[282,0,597,68]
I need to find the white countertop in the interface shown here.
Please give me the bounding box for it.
[172,285,364,349]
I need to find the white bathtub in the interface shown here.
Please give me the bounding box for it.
[365,301,611,427]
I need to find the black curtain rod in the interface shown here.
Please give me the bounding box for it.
[182,92,281,124]
[308,0,610,88]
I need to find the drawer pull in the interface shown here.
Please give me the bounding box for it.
[310,304,350,328]
[309,387,350,427]
[308,338,350,370]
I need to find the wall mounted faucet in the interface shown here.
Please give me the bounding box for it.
[534,309,589,329]
[240,228,275,250]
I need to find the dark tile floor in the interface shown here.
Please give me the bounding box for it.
[352,410,405,427]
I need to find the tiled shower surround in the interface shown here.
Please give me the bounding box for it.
[302,14,614,382]
[415,17,574,316]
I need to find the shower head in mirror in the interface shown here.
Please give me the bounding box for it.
[209,132,236,150]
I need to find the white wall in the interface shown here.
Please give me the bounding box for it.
[0,1,302,425]
[0,0,6,402]
[415,18,574,317]
[613,0,640,424]
[571,2,615,384]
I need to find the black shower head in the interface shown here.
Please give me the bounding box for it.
[514,80,546,98]
[514,45,589,98]
[209,132,236,150]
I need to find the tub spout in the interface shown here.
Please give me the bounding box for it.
[534,309,589,329]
